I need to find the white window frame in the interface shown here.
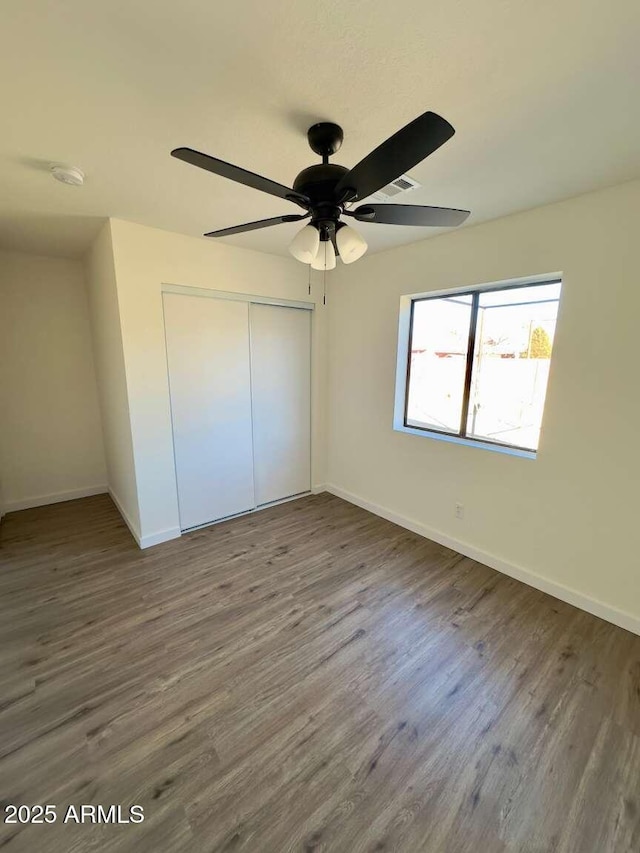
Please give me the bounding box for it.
[393,272,562,459]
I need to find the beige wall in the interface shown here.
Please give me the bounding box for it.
[0,249,106,510]
[108,218,328,545]
[327,179,640,629]
[85,222,141,537]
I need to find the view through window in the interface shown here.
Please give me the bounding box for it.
[405,280,561,452]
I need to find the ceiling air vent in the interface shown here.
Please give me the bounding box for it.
[367,174,421,203]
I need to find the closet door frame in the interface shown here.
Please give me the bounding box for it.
[162,283,313,312]
[161,283,314,529]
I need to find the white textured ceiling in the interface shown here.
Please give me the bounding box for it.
[1,0,639,259]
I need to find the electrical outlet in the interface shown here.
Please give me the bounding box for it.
[455,502,464,520]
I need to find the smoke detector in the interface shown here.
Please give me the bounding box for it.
[51,165,85,186]
[366,173,421,203]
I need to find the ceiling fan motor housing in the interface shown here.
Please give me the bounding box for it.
[291,122,353,237]
[293,163,349,235]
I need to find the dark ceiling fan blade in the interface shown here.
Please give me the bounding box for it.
[204,213,309,238]
[171,147,310,208]
[334,112,455,203]
[349,204,470,227]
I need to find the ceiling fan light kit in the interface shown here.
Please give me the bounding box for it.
[288,223,320,263]
[171,110,470,270]
[288,220,366,266]
[335,223,368,264]
[310,238,336,271]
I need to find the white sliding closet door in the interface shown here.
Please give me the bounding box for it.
[250,303,311,505]
[163,293,255,529]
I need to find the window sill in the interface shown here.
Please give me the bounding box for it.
[393,423,537,459]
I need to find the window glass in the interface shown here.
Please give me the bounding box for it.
[466,287,559,450]
[406,296,472,433]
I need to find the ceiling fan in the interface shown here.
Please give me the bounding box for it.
[171,111,470,269]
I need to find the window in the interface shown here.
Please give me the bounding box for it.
[398,277,561,454]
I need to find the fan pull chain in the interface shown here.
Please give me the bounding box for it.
[307,263,311,296]
[323,265,326,306]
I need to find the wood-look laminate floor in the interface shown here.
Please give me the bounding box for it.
[1,494,639,853]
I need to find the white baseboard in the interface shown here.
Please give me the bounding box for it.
[5,485,107,513]
[108,489,141,545]
[325,483,640,637]
[139,527,181,549]
[312,483,327,494]
[108,490,180,550]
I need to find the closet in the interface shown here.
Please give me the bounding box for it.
[163,290,311,531]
